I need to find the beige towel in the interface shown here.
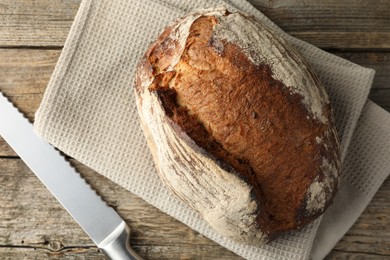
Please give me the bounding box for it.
[33,0,390,259]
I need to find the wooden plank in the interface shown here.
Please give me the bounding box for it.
[0,0,79,47]
[0,248,103,259]
[370,89,390,112]
[0,246,239,260]
[0,158,240,259]
[0,157,388,258]
[290,32,390,50]
[249,0,390,49]
[1,49,390,151]
[0,139,15,157]
[332,179,390,257]
[0,49,59,120]
[0,0,389,49]
[333,52,390,90]
[326,251,390,260]
[0,49,59,156]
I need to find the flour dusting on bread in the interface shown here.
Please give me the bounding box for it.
[135,7,341,245]
[213,11,328,123]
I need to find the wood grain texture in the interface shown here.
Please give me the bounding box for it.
[0,158,240,259]
[0,49,58,118]
[249,0,390,49]
[333,52,390,90]
[0,157,388,259]
[0,0,79,47]
[0,0,389,259]
[369,89,390,112]
[326,251,390,260]
[1,0,390,49]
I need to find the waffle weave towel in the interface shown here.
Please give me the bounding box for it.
[34,0,390,259]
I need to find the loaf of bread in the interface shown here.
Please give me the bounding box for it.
[135,8,341,245]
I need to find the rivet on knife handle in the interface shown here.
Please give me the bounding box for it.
[0,93,143,260]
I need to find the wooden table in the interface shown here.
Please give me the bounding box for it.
[0,1,389,259]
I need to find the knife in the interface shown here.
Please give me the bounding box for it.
[0,92,142,260]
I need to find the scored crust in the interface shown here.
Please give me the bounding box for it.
[135,8,341,244]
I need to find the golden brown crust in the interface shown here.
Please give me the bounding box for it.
[135,10,340,241]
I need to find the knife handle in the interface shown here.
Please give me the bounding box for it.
[99,221,143,260]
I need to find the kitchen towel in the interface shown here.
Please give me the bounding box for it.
[33,0,390,259]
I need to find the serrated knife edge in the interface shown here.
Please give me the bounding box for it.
[0,92,142,260]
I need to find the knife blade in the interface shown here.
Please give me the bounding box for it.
[0,92,142,260]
